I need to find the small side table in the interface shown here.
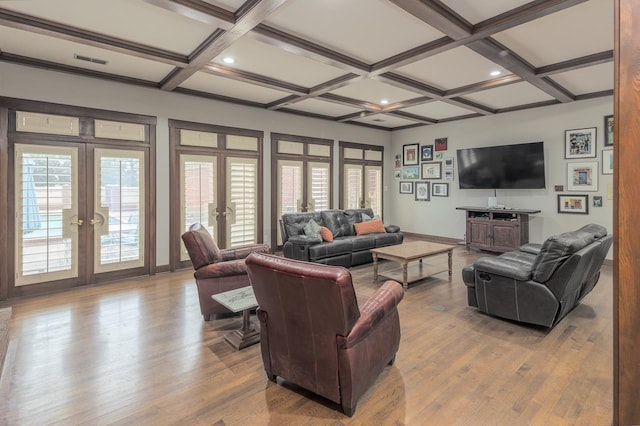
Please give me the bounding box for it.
[212,286,260,350]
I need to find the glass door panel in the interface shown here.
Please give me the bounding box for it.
[94,148,145,273]
[15,144,79,286]
[364,165,382,215]
[308,162,330,212]
[344,164,363,209]
[277,159,303,246]
[226,157,258,248]
[180,154,217,261]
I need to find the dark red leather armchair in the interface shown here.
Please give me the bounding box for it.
[245,252,404,416]
[181,223,270,321]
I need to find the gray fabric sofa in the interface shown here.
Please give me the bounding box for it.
[280,208,403,267]
[462,224,612,328]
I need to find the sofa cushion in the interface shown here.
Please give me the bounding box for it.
[345,235,376,251]
[308,239,353,261]
[384,224,400,233]
[281,212,323,241]
[303,218,322,237]
[320,226,334,242]
[321,210,353,237]
[374,232,403,247]
[532,231,595,283]
[354,219,386,235]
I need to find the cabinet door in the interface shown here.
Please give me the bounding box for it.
[492,223,520,252]
[468,220,491,250]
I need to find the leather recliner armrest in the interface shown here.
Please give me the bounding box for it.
[519,243,543,255]
[338,280,404,349]
[475,257,533,281]
[194,259,247,279]
[218,243,270,261]
[384,224,400,233]
[286,235,323,245]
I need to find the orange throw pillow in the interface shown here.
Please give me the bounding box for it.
[354,219,386,235]
[320,226,334,242]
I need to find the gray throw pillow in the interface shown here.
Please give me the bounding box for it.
[361,213,372,222]
[303,218,322,237]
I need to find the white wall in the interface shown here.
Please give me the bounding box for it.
[389,97,614,256]
[0,62,391,265]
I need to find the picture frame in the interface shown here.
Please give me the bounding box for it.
[444,169,454,181]
[402,166,420,179]
[602,149,613,175]
[557,194,589,214]
[435,152,444,161]
[554,185,564,192]
[432,182,449,197]
[567,161,598,191]
[420,145,433,161]
[399,181,414,194]
[414,181,430,201]
[604,115,614,146]
[565,127,597,158]
[593,196,603,207]
[421,162,442,180]
[393,170,401,179]
[444,157,454,169]
[435,137,448,151]
[403,143,419,166]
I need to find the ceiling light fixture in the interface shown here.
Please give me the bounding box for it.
[380,99,389,105]
[222,57,235,64]
[490,70,501,76]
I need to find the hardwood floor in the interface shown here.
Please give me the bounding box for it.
[0,247,613,425]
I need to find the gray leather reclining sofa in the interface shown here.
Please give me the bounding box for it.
[280,208,403,267]
[462,224,612,328]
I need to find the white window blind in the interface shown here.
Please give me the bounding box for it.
[227,158,258,247]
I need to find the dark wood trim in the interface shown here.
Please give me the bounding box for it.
[614,1,640,423]
[154,264,171,274]
[0,52,160,89]
[167,119,263,138]
[376,72,443,97]
[172,87,267,109]
[160,0,290,91]
[249,24,371,74]
[495,99,560,114]
[388,0,472,40]
[268,74,363,110]
[318,93,382,112]
[446,97,495,115]
[0,107,8,300]
[435,113,483,123]
[370,36,459,75]
[139,0,235,28]
[444,74,522,97]
[0,7,188,67]
[201,63,308,95]
[148,125,157,276]
[536,50,614,77]
[387,111,437,125]
[574,89,614,101]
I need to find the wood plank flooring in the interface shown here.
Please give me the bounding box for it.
[0,247,613,425]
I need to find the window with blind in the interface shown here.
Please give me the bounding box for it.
[340,142,384,216]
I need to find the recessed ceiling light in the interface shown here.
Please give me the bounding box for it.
[222,57,235,64]
[380,99,389,105]
[490,70,501,76]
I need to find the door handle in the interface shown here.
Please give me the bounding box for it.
[71,219,84,226]
[90,211,106,226]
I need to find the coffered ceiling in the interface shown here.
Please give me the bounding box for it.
[0,0,614,130]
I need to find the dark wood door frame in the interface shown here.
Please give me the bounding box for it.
[614,1,640,424]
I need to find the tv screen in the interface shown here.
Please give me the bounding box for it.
[456,141,546,189]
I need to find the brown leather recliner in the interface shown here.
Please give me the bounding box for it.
[181,223,270,321]
[245,252,404,416]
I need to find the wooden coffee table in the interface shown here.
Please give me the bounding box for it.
[212,286,260,350]
[370,241,455,289]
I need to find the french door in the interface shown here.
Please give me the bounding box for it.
[170,121,263,270]
[178,154,259,262]
[14,143,147,290]
[271,134,333,247]
[340,142,384,215]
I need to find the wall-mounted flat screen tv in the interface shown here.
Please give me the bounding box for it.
[456,141,546,189]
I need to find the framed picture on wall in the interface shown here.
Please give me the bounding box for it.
[432,183,449,197]
[399,181,414,194]
[602,149,613,175]
[604,115,614,146]
[415,181,430,201]
[421,162,442,179]
[402,166,420,179]
[420,145,433,161]
[567,161,598,191]
[435,137,448,151]
[557,194,589,214]
[565,127,597,158]
[403,143,419,166]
